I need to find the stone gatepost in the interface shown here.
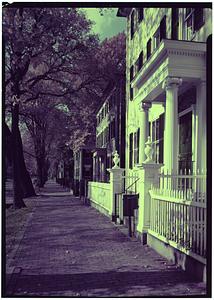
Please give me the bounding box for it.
[107,151,125,221]
[136,137,163,244]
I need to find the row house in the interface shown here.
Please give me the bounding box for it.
[115,6,211,282]
[117,6,211,176]
[73,147,94,196]
[93,81,126,182]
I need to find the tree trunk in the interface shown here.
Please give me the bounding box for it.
[36,156,47,188]
[11,103,26,208]
[7,117,36,199]
[16,122,36,197]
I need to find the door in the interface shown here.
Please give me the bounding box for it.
[179,111,193,173]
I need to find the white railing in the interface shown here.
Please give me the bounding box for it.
[88,181,111,213]
[149,170,207,264]
[123,172,139,194]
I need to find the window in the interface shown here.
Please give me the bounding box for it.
[179,112,192,173]
[130,10,135,39]
[129,133,133,169]
[134,128,140,165]
[153,16,166,51]
[151,113,164,163]
[138,8,144,22]
[184,8,204,40]
[172,8,179,40]
[194,8,204,31]
[160,16,166,41]
[130,86,133,101]
[136,51,143,72]
[147,38,151,60]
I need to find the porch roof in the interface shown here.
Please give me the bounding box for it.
[131,39,206,103]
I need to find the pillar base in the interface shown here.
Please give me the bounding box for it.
[136,231,147,245]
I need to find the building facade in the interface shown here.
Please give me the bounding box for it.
[113,6,211,281]
[73,147,94,196]
[117,7,211,177]
[93,80,126,182]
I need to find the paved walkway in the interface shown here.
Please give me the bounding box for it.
[5,181,206,297]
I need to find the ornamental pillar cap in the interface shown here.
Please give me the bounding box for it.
[162,77,182,90]
[139,101,152,112]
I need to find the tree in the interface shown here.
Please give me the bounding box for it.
[3,6,99,207]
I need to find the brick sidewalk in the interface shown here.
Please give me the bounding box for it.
[5,181,206,297]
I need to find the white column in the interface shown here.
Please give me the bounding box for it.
[162,77,182,174]
[196,81,206,173]
[107,167,124,221]
[138,101,152,164]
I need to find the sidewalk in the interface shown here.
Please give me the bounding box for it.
[5,180,206,297]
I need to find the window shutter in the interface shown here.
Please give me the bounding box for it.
[130,10,135,39]
[129,133,133,169]
[130,65,134,81]
[137,128,140,163]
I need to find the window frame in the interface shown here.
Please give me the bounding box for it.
[150,113,164,164]
[184,8,204,40]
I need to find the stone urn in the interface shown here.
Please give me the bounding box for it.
[144,136,154,163]
[112,150,120,169]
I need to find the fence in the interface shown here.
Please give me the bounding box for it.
[87,181,111,213]
[149,170,207,263]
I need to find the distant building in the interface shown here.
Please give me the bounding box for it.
[93,80,126,182]
[73,147,94,196]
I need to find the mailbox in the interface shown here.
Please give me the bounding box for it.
[123,194,139,216]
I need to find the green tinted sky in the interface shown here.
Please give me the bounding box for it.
[81,8,126,41]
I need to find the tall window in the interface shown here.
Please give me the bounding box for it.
[160,16,166,41]
[138,8,144,22]
[194,8,204,31]
[172,8,179,40]
[153,16,166,51]
[129,133,133,169]
[134,128,140,165]
[147,38,151,60]
[151,113,164,163]
[184,8,204,40]
[136,51,143,72]
[130,10,135,39]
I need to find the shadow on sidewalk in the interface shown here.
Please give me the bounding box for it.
[6,269,202,297]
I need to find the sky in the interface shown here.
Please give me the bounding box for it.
[81,8,126,41]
